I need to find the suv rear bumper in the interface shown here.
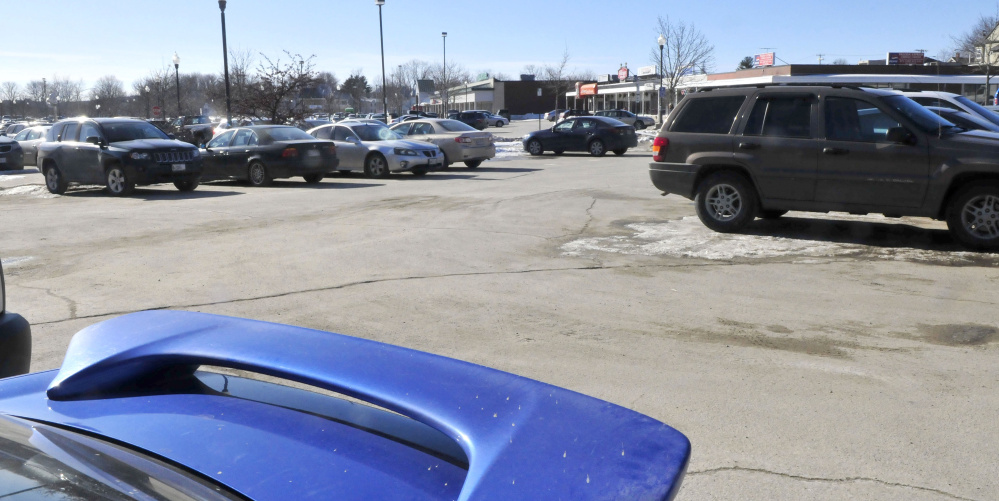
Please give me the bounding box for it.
[649,163,698,200]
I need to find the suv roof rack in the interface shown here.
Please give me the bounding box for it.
[697,83,867,92]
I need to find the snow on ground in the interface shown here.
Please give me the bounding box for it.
[0,184,56,198]
[0,256,34,267]
[562,216,994,263]
[490,139,528,161]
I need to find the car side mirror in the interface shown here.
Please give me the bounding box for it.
[346,136,359,144]
[85,136,101,145]
[886,127,915,145]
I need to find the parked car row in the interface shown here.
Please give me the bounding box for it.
[23,115,502,195]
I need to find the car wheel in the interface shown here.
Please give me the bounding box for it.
[411,167,428,176]
[464,160,482,169]
[105,164,135,196]
[173,179,199,192]
[759,209,788,220]
[441,152,451,169]
[694,171,759,233]
[303,173,324,184]
[946,182,999,251]
[588,139,606,157]
[635,121,646,130]
[364,153,390,178]
[495,121,503,128]
[527,139,543,156]
[613,149,627,156]
[248,161,272,187]
[43,164,67,194]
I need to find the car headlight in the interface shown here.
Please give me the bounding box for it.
[393,148,418,156]
[191,149,201,158]
[129,152,150,160]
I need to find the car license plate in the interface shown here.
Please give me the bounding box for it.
[307,149,320,157]
[172,163,185,172]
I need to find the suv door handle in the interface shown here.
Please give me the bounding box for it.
[823,147,849,155]
[738,142,760,150]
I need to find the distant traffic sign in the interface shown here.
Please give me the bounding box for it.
[152,106,162,118]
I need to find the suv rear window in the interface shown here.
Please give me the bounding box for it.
[670,96,745,134]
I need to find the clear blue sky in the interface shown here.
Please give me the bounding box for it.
[0,0,987,90]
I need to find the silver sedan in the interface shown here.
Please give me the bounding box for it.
[389,119,495,168]
[307,122,443,177]
[11,126,50,166]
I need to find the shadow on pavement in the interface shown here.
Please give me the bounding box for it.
[61,187,244,201]
[747,216,964,253]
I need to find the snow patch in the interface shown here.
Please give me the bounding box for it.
[562,216,992,263]
[0,256,34,267]
[0,185,56,198]
[490,140,528,162]
[0,175,25,182]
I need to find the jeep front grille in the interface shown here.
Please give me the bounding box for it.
[154,150,195,163]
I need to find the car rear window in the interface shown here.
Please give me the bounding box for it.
[439,120,476,132]
[670,96,746,134]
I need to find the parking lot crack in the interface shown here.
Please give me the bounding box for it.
[19,284,77,319]
[688,466,979,500]
[31,263,735,326]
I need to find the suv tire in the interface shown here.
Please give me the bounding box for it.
[43,164,68,195]
[173,179,199,192]
[105,164,135,196]
[946,182,999,251]
[694,171,758,233]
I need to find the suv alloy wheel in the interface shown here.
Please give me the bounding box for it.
[694,171,758,232]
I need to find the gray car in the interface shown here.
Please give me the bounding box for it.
[389,119,495,168]
[594,109,655,129]
[11,126,50,166]
[307,122,443,177]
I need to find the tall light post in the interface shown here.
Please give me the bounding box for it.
[442,32,447,115]
[375,0,388,118]
[144,85,151,119]
[219,0,233,125]
[172,52,182,117]
[657,34,666,125]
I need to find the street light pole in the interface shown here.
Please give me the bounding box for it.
[657,34,665,126]
[442,32,447,116]
[144,85,150,119]
[219,0,233,125]
[172,52,182,117]
[376,0,388,119]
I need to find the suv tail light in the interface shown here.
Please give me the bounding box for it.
[281,147,298,158]
[652,137,669,162]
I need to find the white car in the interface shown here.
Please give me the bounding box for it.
[898,90,999,129]
[469,110,509,127]
[307,122,443,177]
[594,109,656,129]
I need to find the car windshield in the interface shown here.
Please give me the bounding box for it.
[103,122,170,142]
[879,95,955,133]
[953,95,999,127]
[352,125,402,141]
[438,120,477,132]
[261,127,315,141]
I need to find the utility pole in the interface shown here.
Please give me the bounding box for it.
[816,54,825,65]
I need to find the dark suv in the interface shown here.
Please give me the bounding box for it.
[449,111,488,130]
[38,118,203,196]
[163,115,215,146]
[649,85,999,250]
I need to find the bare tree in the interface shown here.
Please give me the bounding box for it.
[401,60,432,99]
[832,58,850,65]
[340,70,371,112]
[648,16,714,109]
[240,51,317,123]
[951,5,999,60]
[1,82,18,116]
[430,60,470,107]
[91,75,125,116]
[316,71,341,113]
[541,49,573,110]
[228,47,256,114]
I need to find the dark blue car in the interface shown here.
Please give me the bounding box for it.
[523,116,638,157]
[0,310,690,500]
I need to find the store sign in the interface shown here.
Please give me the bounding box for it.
[754,52,775,67]
[637,65,656,77]
[617,66,629,81]
[887,52,925,65]
[579,83,598,97]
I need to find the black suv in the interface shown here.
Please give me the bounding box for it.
[449,111,488,130]
[163,115,215,146]
[649,85,999,250]
[38,118,203,196]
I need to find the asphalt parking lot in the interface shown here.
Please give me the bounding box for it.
[2,119,997,500]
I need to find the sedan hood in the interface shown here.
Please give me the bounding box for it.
[111,139,196,150]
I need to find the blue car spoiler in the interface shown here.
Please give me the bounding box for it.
[46,311,690,500]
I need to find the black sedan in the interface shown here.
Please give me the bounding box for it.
[522,116,638,157]
[0,136,23,171]
[201,126,339,186]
